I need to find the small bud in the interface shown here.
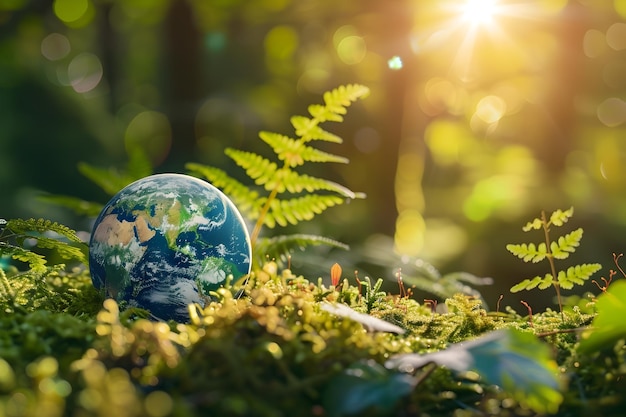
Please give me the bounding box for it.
[330,263,342,287]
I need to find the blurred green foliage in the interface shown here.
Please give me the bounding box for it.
[1,0,626,303]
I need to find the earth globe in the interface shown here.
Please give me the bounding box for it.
[89,173,252,322]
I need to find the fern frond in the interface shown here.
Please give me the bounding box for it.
[522,218,543,232]
[0,243,47,273]
[549,207,574,227]
[78,146,152,196]
[306,84,370,125]
[2,219,88,267]
[78,164,133,196]
[557,263,602,290]
[265,195,344,227]
[506,242,548,263]
[38,195,104,217]
[259,131,348,166]
[290,116,343,143]
[6,218,84,244]
[280,171,362,198]
[185,163,263,217]
[225,149,278,186]
[550,228,582,260]
[510,274,554,292]
[255,234,349,265]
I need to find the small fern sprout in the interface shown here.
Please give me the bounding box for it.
[506,207,602,316]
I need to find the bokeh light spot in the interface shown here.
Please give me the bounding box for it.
[54,0,91,26]
[144,391,173,417]
[388,56,403,70]
[615,0,626,20]
[264,25,298,60]
[394,209,425,256]
[353,127,381,153]
[67,53,103,93]
[475,95,506,124]
[583,29,607,58]
[41,33,70,61]
[337,36,366,65]
[606,23,626,51]
[125,111,172,165]
[597,97,626,127]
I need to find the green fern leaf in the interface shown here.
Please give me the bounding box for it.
[255,234,349,265]
[290,116,343,143]
[0,243,47,273]
[506,242,548,263]
[6,218,83,244]
[38,195,104,217]
[550,228,582,260]
[225,148,278,187]
[280,171,362,198]
[549,207,574,227]
[557,263,602,290]
[307,84,370,124]
[522,218,543,232]
[259,131,348,166]
[510,274,553,292]
[32,237,87,264]
[266,195,344,227]
[185,163,263,218]
[78,146,152,196]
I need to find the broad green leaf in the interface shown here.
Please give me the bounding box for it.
[387,328,563,414]
[323,360,415,417]
[578,280,626,353]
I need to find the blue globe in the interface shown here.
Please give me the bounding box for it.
[89,173,251,322]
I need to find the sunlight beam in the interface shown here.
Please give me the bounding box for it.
[460,0,499,26]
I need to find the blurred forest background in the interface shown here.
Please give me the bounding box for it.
[1,0,625,308]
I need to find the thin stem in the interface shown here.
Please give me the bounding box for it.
[541,211,564,319]
[250,186,280,249]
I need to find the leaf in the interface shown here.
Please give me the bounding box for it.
[259,131,348,166]
[267,195,344,227]
[550,228,582,260]
[556,263,602,290]
[0,243,47,273]
[225,148,278,187]
[549,207,574,227]
[291,116,343,143]
[522,217,543,232]
[510,274,553,292]
[321,302,405,334]
[280,171,361,198]
[185,163,263,218]
[578,280,626,354]
[38,195,104,217]
[6,218,83,244]
[254,234,349,265]
[506,242,548,263]
[323,360,415,417]
[387,328,563,414]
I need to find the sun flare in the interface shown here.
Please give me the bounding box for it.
[460,0,499,26]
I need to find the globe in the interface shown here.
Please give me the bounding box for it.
[89,173,252,322]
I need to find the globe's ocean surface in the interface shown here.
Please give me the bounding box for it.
[89,174,251,322]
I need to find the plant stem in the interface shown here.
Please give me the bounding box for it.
[250,186,279,249]
[542,210,564,319]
